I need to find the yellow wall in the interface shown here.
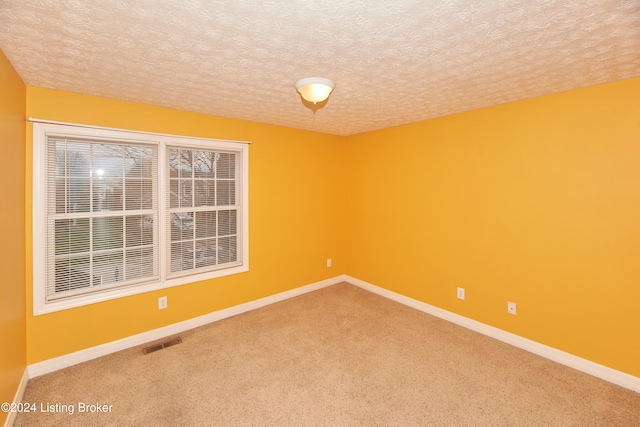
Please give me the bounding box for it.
[18,75,640,380]
[345,77,640,377]
[25,87,345,363]
[0,49,27,425]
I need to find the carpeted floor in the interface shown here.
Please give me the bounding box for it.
[15,283,640,426]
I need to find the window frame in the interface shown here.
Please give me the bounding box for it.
[33,122,249,315]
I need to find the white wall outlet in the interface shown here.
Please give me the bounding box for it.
[457,287,465,300]
[158,296,168,310]
[507,301,516,315]
[327,258,332,268]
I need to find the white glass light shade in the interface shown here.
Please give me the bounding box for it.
[295,77,335,104]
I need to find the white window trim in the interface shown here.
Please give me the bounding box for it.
[32,121,249,315]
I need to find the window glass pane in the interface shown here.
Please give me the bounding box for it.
[169,179,179,208]
[170,212,194,241]
[179,179,193,207]
[55,257,93,292]
[125,178,153,210]
[54,141,67,176]
[195,211,216,238]
[216,152,235,179]
[171,241,193,271]
[68,178,91,213]
[55,178,66,214]
[93,217,123,251]
[218,236,237,264]
[168,148,180,178]
[125,146,153,178]
[93,252,125,286]
[92,177,123,212]
[93,144,124,178]
[194,180,215,206]
[180,151,192,178]
[126,248,155,280]
[193,151,216,179]
[55,218,90,255]
[65,142,91,177]
[218,210,237,237]
[216,180,235,206]
[125,215,154,247]
[195,239,217,269]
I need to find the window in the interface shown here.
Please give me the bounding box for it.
[33,122,249,315]
[167,147,239,276]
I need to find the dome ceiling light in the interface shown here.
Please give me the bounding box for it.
[295,77,335,105]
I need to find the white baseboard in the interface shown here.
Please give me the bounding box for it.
[3,368,29,427]
[28,275,344,378]
[26,273,640,394]
[345,275,640,393]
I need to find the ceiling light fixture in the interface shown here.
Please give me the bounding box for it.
[295,77,335,104]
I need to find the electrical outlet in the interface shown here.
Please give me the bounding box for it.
[507,301,516,315]
[457,287,465,300]
[158,296,168,310]
[327,258,332,268]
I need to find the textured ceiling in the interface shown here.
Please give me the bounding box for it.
[1,0,639,136]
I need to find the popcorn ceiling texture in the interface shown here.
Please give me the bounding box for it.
[1,0,639,136]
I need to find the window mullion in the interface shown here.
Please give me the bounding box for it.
[64,138,69,215]
[158,141,167,283]
[89,144,95,289]
[190,151,195,269]
[121,153,127,283]
[214,156,218,266]
[121,215,126,284]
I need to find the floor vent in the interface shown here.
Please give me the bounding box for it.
[142,337,183,355]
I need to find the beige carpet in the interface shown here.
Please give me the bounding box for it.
[15,283,640,426]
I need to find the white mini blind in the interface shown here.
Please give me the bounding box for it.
[166,147,241,276]
[45,135,159,301]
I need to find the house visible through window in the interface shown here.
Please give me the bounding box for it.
[33,122,249,315]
